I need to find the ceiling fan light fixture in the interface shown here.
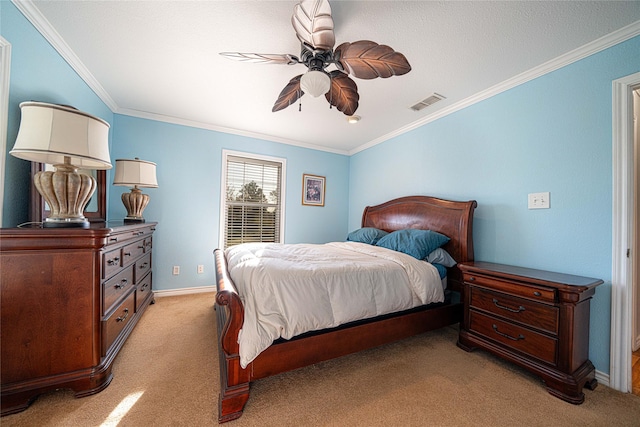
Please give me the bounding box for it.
[300,70,330,97]
[347,115,360,124]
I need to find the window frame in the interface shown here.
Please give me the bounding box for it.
[219,150,286,249]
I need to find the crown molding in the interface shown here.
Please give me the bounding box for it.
[116,108,349,156]
[350,20,640,155]
[12,0,118,111]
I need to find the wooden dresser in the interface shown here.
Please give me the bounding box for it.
[457,261,602,404]
[0,221,157,416]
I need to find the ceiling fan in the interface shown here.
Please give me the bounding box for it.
[220,0,411,117]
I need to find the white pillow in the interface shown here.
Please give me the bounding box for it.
[426,248,457,267]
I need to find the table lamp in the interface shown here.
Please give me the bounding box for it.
[10,101,112,228]
[113,158,158,223]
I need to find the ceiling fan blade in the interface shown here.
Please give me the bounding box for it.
[220,52,299,65]
[272,75,305,112]
[335,40,411,80]
[292,0,335,51]
[325,71,359,116]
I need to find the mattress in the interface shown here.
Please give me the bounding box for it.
[225,241,444,367]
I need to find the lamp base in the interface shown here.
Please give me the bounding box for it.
[121,188,150,224]
[43,218,90,228]
[33,161,96,228]
[124,217,146,224]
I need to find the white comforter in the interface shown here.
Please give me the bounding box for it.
[225,241,444,368]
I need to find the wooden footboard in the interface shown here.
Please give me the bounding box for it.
[213,248,250,423]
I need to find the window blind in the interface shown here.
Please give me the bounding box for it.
[223,155,282,249]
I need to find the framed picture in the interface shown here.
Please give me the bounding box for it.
[30,163,107,223]
[302,174,325,207]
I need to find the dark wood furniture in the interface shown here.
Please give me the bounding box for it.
[0,221,157,416]
[214,195,477,423]
[457,261,603,404]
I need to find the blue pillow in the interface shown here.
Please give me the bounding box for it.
[346,227,389,245]
[432,263,448,279]
[375,229,450,260]
[426,248,457,267]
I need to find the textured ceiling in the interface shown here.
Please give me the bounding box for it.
[19,1,640,154]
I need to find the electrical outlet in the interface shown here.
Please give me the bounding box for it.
[197,265,204,274]
[172,265,180,275]
[528,192,550,209]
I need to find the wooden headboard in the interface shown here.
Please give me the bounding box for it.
[362,195,477,291]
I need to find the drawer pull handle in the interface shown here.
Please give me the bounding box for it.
[114,279,128,289]
[107,257,120,265]
[533,291,542,296]
[140,283,149,291]
[468,276,476,282]
[492,298,525,313]
[492,324,524,341]
[109,237,118,242]
[139,262,148,269]
[124,252,131,256]
[116,308,130,322]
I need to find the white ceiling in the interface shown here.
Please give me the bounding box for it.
[19,1,640,154]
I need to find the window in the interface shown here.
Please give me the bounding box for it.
[220,151,286,249]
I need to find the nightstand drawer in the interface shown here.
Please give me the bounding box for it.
[103,265,134,315]
[469,310,558,365]
[470,286,559,335]
[464,273,555,303]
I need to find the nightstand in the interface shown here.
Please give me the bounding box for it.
[457,261,603,404]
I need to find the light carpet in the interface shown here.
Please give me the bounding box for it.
[3,293,639,426]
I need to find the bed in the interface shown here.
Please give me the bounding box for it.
[213,195,477,422]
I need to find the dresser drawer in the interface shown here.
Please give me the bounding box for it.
[470,286,559,335]
[103,265,135,315]
[136,272,153,311]
[106,228,152,246]
[135,253,152,282]
[469,310,558,365]
[122,239,145,267]
[102,247,122,279]
[143,236,153,253]
[102,291,135,356]
[464,273,555,303]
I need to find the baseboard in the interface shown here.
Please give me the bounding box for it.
[154,286,216,298]
[595,369,610,388]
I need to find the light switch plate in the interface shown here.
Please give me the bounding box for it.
[528,192,550,209]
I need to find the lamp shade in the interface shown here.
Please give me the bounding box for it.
[300,70,331,97]
[10,101,112,169]
[113,158,158,188]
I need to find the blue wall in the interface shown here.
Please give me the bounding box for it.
[109,114,349,291]
[349,35,640,373]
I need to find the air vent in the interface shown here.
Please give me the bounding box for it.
[410,93,446,111]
